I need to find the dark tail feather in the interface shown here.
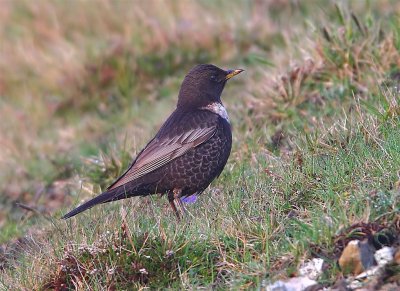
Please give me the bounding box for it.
[62,190,116,219]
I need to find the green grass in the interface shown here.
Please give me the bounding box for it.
[4,111,399,289]
[1,1,400,289]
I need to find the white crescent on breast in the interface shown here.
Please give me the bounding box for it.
[202,102,230,123]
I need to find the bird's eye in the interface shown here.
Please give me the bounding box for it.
[210,75,216,81]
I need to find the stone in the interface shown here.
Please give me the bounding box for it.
[374,247,394,267]
[338,240,376,275]
[394,247,400,265]
[265,276,318,291]
[299,258,324,280]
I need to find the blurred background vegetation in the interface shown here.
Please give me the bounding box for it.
[0,0,399,289]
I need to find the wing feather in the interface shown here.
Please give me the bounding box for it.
[107,125,216,190]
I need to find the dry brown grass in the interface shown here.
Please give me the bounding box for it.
[0,1,277,97]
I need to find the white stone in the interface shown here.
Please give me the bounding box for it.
[355,266,381,280]
[348,266,382,289]
[299,258,324,280]
[374,246,394,267]
[265,276,317,291]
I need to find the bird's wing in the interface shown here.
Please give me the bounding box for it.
[107,125,216,190]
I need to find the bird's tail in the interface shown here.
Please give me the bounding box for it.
[62,189,122,219]
[62,182,151,219]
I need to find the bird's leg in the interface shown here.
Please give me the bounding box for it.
[176,198,187,216]
[168,191,181,220]
[173,188,187,216]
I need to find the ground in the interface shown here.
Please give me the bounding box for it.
[0,1,399,289]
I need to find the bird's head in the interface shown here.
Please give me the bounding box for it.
[177,64,243,110]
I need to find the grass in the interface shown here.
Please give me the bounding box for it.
[1,0,400,289]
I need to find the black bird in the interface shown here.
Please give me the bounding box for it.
[62,64,243,219]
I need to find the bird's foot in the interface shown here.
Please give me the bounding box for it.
[168,188,184,220]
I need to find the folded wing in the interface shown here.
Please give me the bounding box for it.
[107,125,216,190]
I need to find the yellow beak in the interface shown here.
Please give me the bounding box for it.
[225,69,244,80]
